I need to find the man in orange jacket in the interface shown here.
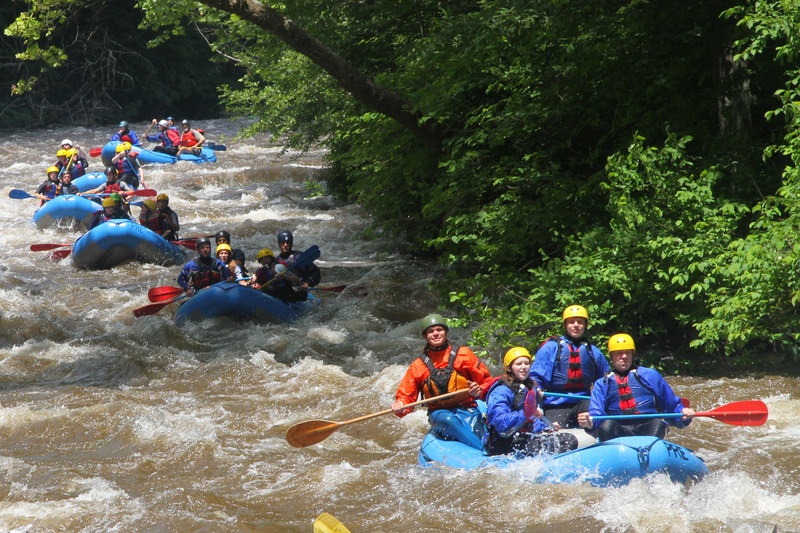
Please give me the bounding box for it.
[391,314,493,449]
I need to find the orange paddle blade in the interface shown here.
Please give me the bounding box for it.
[147,286,184,302]
[31,243,72,251]
[89,147,102,157]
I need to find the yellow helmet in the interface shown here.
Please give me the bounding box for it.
[503,347,532,369]
[115,141,132,153]
[56,149,68,157]
[102,198,116,208]
[156,193,169,202]
[215,243,232,255]
[562,305,589,323]
[608,333,635,353]
[256,248,274,260]
[47,166,59,174]
[142,199,157,211]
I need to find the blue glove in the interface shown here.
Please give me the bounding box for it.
[523,388,539,421]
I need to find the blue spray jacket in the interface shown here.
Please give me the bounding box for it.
[485,379,546,437]
[586,366,690,430]
[532,335,609,407]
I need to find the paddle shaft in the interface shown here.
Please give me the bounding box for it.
[543,391,689,407]
[337,390,470,427]
[590,400,767,426]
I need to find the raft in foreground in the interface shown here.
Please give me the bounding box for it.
[174,282,320,325]
[418,431,708,487]
[71,219,187,270]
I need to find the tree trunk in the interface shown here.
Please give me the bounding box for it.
[199,0,443,150]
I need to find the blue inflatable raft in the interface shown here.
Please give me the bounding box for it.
[174,282,320,325]
[71,219,187,270]
[417,402,708,487]
[33,195,101,229]
[100,141,217,166]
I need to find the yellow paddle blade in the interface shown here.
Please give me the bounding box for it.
[313,512,351,533]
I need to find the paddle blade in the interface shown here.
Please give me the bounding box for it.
[697,400,768,426]
[50,249,72,260]
[89,147,102,157]
[31,243,72,252]
[125,189,157,197]
[285,419,341,448]
[133,294,188,317]
[147,286,184,302]
[314,513,351,533]
[207,143,227,151]
[9,189,34,200]
[173,239,198,250]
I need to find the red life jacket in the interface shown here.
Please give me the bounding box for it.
[180,130,200,147]
[104,182,121,193]
[615,374,638,414]
[562,343,585,391]
[140,215,162,234]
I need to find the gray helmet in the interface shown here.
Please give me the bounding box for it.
[215,230,231,243]
[104,166,117,175]
[158,120,169,127]
[196,238,212,250]
[420,314,448,336]
[277,229,293,244]
[181,119,190,125]
[118,121,128,128]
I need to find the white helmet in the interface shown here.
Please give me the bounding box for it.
[61,139,73,146]
[158,120,169,127]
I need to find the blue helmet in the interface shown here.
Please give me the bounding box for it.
[277,229,293,244]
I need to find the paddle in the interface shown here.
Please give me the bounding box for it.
[9,189,40,200]
[542,391,690,407]
[206,142,227,151]
[133,293,189,317]
[285,389,469,448]
[308,285,348,293]
[84,189,157,198]
[89,147,102,157]
[314,513,351,533]
[590,400,767,426]
[30,243,72,252]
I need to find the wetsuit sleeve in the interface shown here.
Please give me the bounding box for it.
[177,263,194,290]
[395,359,425,417]
[454,347,493,397]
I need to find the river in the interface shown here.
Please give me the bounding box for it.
[0,119,797,532]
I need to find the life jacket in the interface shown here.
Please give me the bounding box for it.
[180,130,200,147]
[418,345,469,408]
[104,182,122,193]
[542,336,597,392]
[140,214,162,233]
[190,259,224,289]
[602,369,662,415]
[162,128,181,148]
[615,374,638,414]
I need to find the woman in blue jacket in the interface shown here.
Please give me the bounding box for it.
[577,334,695,441]
[485,347,578,456]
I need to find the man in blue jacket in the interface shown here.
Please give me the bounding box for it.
[577,334,695,441]
[531,305,609,428]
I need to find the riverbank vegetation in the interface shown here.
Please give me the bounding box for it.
[5,1,800,371]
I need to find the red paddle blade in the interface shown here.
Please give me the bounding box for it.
[172,240,197,250]
[147,286,184,302]
[30,243,72,251]
[680,397,690,408]
[50,249,72,260]
[89,147,102,157]
[697,400,768,426]
[124,189,157,197]
[133,301,171,317]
